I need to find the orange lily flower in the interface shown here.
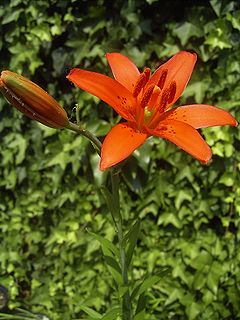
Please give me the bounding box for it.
[67,51,237,170]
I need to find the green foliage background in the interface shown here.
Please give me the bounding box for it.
[0,0,239,319]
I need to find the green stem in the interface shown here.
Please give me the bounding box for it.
[75,104,81,126]
[111,169,132,320]
[67,121,102,155]
[68,114,132,317]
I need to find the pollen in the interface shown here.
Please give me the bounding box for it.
[133,67,151,97]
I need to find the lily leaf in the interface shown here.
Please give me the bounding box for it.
[87,230,122,284]
[79,305,102,319]
[104,255,122,285]
[134,293,147,320]
[131,268,169,300]
[124,220,141,267]
[100,186,121,222]
[87,230,119,258]
[101,307,120,320]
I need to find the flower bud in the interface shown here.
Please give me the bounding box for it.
[0,71,69,128]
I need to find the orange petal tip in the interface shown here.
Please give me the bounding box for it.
[66,68,76,81]
[200,157,212,165]
[233,119,238,127]
[99,160,109,171]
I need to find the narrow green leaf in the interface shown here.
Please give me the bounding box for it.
[101,307,120,320]
[104,255,122,285]
[79,305,102,319]
[131,275,159,300]
[0,308,43,320]
[134,293,147,320]
[118,285,129,298]
[87,230,119,258]
[125,220,141,267]
[14,308,40,318]
[100,186,121,222]
[104,255,121,274]
[134,309,145,320]
[131,268,169,300]
[0,314,33,320]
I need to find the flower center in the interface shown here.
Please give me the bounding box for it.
[132,67,177,130]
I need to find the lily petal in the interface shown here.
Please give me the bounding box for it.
[149,51,197,106]
[106,53,140,92]
[150,119,212,163]
[67,68,136,121]
[100,122,148,170]
[160,104,238,128]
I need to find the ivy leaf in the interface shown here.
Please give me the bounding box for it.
[173,22,202,46]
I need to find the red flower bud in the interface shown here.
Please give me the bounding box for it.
[0,71,69,128]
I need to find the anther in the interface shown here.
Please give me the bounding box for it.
[140,83,155,108]
[133,68,151,97]
[168,81,176,104]
[158,69,168,89]
[159,89,169,112]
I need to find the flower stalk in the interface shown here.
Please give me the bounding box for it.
[67,121,102,155]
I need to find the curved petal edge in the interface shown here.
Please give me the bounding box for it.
[106,52,140,91]
[100,122,148,170]
[160,104,238,129]
[150,119,212,164]
[67,68,136,121]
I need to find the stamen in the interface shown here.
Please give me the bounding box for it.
[157,81,177,113]
[159,89,169,112]
[132,67,151,97]
[168,81,176,104]
[158,69,168,89]
[140,83,155,108]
